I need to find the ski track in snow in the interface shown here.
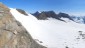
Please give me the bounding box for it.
[10,8,85,48]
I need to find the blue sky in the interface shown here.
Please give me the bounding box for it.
[1,0,85,16]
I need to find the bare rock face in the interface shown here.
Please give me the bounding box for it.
[0,3,46,48]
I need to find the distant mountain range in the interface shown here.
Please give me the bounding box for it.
[32,11,73,21]
[16,9,85,24]
[32,11,85,24]
[71,16,85,24]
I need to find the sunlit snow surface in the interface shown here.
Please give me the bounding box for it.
[10,8,85,48]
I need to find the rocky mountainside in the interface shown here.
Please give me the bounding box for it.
[0,3,46,48]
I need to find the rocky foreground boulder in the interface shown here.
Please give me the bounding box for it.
[0,3,46,48]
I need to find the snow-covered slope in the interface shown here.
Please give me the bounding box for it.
[10,8,85,48]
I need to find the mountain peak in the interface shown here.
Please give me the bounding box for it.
[32,11,40,16]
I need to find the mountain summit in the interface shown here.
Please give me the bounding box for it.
[0,3,46,48]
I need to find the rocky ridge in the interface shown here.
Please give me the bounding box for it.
[33,11,73,21]
[0,3,46,48]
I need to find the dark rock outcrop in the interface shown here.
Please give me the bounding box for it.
[16,9,28,16]
[0,3,46,48]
